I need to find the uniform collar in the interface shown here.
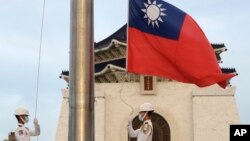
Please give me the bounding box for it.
[144,119,151,123]
[18,123,24,127]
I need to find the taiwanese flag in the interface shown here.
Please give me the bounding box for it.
[127,0,236,88]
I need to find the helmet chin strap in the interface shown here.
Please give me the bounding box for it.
[142,112,148,121]
[20,116,25,124]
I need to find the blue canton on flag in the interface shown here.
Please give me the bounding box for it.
[129,0,186,40]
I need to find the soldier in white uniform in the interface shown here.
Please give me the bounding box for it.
[14,107,40,141]
[127,103,154,141]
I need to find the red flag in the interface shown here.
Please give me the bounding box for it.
[127,0,235,88]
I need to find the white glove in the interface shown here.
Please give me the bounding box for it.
[33,117,39,125]
[128,116,133,126]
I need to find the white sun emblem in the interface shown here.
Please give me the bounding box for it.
[141,0,167,28]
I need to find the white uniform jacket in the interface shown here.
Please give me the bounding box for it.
[127,119,153,141]
[15,123,40,141]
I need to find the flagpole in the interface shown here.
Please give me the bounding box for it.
[69,0,94,141]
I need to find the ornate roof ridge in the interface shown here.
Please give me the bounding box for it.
[95,64,126,77]
[61,70,69,76]
[59,64,127,78]
[212,43,228,50]
[95,24,227,50]
[94,39,126,53]
[95,24,127,49]
[221,68,237,74]
[212,43,225,47]
[60,70,69,83]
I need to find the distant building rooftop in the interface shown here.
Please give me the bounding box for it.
[61,24,236,84]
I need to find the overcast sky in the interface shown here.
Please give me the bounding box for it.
[0,0,250,140]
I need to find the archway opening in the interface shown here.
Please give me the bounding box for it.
[129,113,170,141]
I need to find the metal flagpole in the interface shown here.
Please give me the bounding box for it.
[69,0,94,141]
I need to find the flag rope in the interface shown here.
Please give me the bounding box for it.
[34,0,46,140]
[119,74,135,141]
[35,0,46,119]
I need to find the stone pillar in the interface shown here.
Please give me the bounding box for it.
[55,88,69,141]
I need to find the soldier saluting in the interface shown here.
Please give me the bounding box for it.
[14,107,40,141]
[127,103,154,141]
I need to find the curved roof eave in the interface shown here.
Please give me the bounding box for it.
[95,24,127,49]
[94,39,127,53]
[95,64,126,77]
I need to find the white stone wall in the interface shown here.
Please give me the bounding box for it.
[95,82,196,141]
[192,85,240,141]
[94,83,240,141]
[56,82,240,141]
[95,91,105,141]
[55,88,69,141]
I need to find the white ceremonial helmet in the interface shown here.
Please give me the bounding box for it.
[15,107,29,116]
[139,103,154,112]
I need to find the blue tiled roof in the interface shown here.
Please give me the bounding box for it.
[95,24,127,49]
[95,58,126,73]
